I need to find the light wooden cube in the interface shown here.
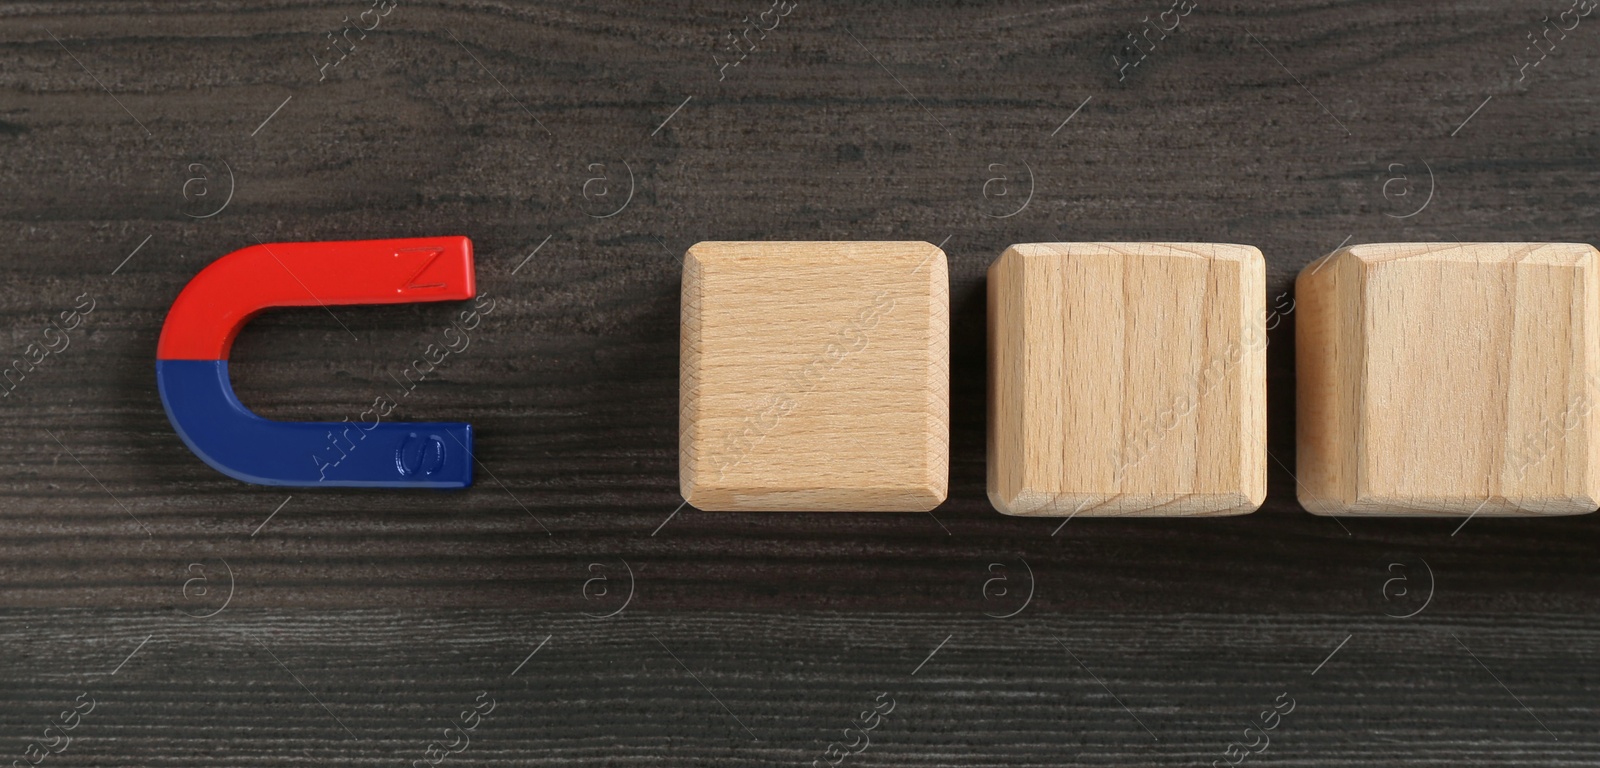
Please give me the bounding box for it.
[987,243,1267,517]
[1296,242,1600,516]
[680,241,949,512]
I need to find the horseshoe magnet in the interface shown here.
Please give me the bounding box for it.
[156,237,476,488]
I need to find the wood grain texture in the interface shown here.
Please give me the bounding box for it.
[988,243,1266,516]
[680,241,948,511]
[1296,243,1600,516]
[4,0,1600,764]
[2,609,1597,767]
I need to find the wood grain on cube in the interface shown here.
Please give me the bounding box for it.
[1296,242,1600,516]
[680,241,949,511]
[988,243,1267,517]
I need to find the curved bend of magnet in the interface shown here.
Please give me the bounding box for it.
[155,237,476,488]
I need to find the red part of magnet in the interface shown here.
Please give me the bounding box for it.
[156,237,476,360]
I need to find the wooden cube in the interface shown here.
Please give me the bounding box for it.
[680,241,949,511]
[987,243,1267,516]
[1296,242,1600,516]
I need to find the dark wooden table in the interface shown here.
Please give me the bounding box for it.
[2,1,1597,764]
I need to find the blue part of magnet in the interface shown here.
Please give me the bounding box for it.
[156,359,473,489]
